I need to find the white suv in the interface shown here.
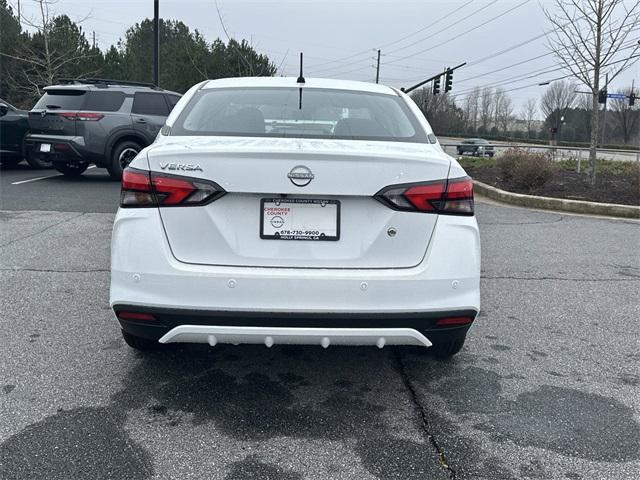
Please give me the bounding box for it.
[109,77,480,357]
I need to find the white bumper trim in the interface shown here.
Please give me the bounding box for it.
[158,325,432,348]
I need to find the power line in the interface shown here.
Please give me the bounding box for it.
[387,0,531,64]
[376,0,476,52]
[385,0,500,58]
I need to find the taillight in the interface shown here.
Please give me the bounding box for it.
[436,316,474,326]
[117,311,156,321]
[375,177,474,215]
[120,167,226,208]
[58,112,104,121]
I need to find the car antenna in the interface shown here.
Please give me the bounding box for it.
[297,52,305,109]
[296,52,305,84]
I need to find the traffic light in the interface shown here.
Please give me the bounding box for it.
[432,76,441,95]
[598,89,607,104]
[630,92,636,107]
[445,70,453,92]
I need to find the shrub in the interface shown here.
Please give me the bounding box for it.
[628,162,640,195]
[497,148,555,190]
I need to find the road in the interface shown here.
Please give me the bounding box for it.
[1,164,639,480]
[438,136,640,162]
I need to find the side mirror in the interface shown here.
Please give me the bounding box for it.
[0,104,8,117]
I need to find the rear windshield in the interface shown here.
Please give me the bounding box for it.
[33,90,86,110]
[170,87,426,143]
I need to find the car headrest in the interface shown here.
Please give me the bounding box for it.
[224,107,265,134]
[333,118,388,138]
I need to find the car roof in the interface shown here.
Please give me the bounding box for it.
[44,84,181,96]
[201,77,399,95]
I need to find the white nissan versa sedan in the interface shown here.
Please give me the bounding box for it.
[109,77,481,357]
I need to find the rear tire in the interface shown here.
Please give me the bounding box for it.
[107,140,142,180]
[429,334,466,358]
[121,330,164,351]
[26,153,53,169]
[54,163,89,177]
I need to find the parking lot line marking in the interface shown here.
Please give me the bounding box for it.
[11,173,62,185]
[11,165,98,185]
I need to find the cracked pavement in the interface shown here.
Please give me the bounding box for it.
[1,166,639,479]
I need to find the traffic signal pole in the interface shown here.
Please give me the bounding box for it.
[402,62,466,94]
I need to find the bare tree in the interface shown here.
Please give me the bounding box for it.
[492,87,506,132]
[497,92,513,134]
[609,87,639,144]
[1,0,97,99]
[479,87,494,132]
[521,98,538,137]
[545,0,640,183]
[540,79,577,141]
[463,87,481,132]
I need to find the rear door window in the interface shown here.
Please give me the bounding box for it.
[33,90,87,110]
[132,92,169,116]
[84,91,125,112]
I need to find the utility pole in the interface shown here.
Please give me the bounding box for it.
[92,31,96,49]
[153,0,160,87]
[600,72,608,146]
[375,50,381,84]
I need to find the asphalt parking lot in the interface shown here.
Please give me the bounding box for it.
[1,164,639,480]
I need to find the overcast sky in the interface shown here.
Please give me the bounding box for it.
[12,0,640,113]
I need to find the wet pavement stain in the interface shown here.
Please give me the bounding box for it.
[488,385,640,461]
[2,384,15,394]
[105,348,448,479]
[0,407,153,480]
[224,455,303,480]
[277,372,309,386]
[433,366,505,414]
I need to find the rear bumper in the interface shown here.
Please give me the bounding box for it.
[114,306,476,346]
[110,208,481,345]
[110,209,480,310]
[25,134,96,164]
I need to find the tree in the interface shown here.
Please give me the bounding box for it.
[521,99,538,137]
[540,80,577,141]
[609,87,639,144]
[479,87,494,132]
[0,0,98,103]
[496,91,513,134]
[545,0,640,183]
[462,87,481,134]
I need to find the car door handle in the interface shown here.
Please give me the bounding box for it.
[135,118,147,124]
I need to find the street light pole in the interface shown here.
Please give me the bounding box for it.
[153,0,159,87]
[600,72,608,146]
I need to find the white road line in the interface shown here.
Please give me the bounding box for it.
[11,165,98,185]
[11,173,62,185]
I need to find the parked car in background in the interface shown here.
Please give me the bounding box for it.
[456,138,494,157]
[0,99,30,167]
[25,78,181,179]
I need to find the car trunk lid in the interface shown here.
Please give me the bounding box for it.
[148,137,451,269]
[28,88,87,135]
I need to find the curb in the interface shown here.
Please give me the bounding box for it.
[473,180,640,219]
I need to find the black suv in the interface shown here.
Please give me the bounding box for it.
[25,79,181,179]
[0,99,30,167]
[456,138,495,157]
